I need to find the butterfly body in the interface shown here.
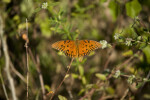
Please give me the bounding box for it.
[52,40,102,57]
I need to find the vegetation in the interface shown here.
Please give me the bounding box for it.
[0,0,150,100]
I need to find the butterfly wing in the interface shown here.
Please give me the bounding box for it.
[52,40,77,57]
[78,40,102,57]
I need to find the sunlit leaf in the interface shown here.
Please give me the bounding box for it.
[142,46,150,64]
[78,65,84,76]
[109,0,120,21]
[58,95,67,100]
[95,73,106,81]
[126,0,142,18]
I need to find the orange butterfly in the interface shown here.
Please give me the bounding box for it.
[52,40,102,57]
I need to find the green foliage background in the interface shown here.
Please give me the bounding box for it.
[0,0,150,100]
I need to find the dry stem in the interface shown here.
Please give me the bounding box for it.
[50,58,74,100]
[29,48,46,100]
[0,16,17,100]
[25,18,29,100]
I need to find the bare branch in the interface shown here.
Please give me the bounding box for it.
[25,18,29,100]
[50,58,74,100]
[0,16,17,100]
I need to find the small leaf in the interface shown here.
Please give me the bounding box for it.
[71,73,79,79]
[106,87,115,94]
[109,0,120,21]
[78,65,84,76]
[82,76,86,85]
[65,74,69,79]
[126,0,142,18]
[58,95,67,100]
[78,89,85,96]
[44,85,51,91]
[95,73,106,81]
[122,50,133,57]
[142,46,150,64]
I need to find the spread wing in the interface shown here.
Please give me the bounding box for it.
[78,40,102,57]
[52,40,77,57]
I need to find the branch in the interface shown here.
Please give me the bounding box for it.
[10,61,26,83]
[0,70,9,100]
[50,58,74,100]
[120,88,129,100]
[0,16,17,100]
[25,18,29,100]
[80,51,140,100]
[28,48,46,100]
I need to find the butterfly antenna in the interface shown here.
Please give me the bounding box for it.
[49,58,74,100]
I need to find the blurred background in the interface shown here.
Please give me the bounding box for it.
[0,0,150,100]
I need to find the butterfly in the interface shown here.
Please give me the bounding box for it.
[52,40,102,57]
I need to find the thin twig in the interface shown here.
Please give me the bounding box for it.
[0,15,17,100]
[120,88,129,100]
[80,51,140,100]
[36,55,46,100]
[50,58,74,100]
[139,70,150,91]
[28,48,46,100]
[0,70,9,100]
[79,88,96,100]
[10,61,26,83]
[99,95,117,100]
[25,18,29,100]
[107,51,140,80]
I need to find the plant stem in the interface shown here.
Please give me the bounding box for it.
[50,58,74,100]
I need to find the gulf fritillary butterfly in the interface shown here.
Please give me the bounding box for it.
[52,40,102,57]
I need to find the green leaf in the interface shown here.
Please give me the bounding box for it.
[109,0,120,21]
[71,73,79,79]
[125,0,142,18]
[78,65,84,76]
[78,89,85,96]
[122,50,133,57]
[82,76,86,84]
[44,85,51,91]
[2,0,11,3]
[142,46,150,64]
[95,73,106,81]
[106,87,115,94]
[58,95,67,100]
[20,0,34,17]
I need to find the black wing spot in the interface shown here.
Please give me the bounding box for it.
[67,40,70,43]
[67,45,69,47]
[66,50,69,53]
[64,40,66,44]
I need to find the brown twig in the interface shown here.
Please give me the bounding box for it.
[28,48,46,100]
[120,88,129,100]
[80,51,140,100]
[0,15,17,100]
[99,95,117,100]
[139,70,150,91]
[10,61,26,83]
[25,18,29,100]
[79,82,104,100]
[107,51,140,80]
[0,70,9,100]
[50,58,74,100]
[36,56,46,100]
